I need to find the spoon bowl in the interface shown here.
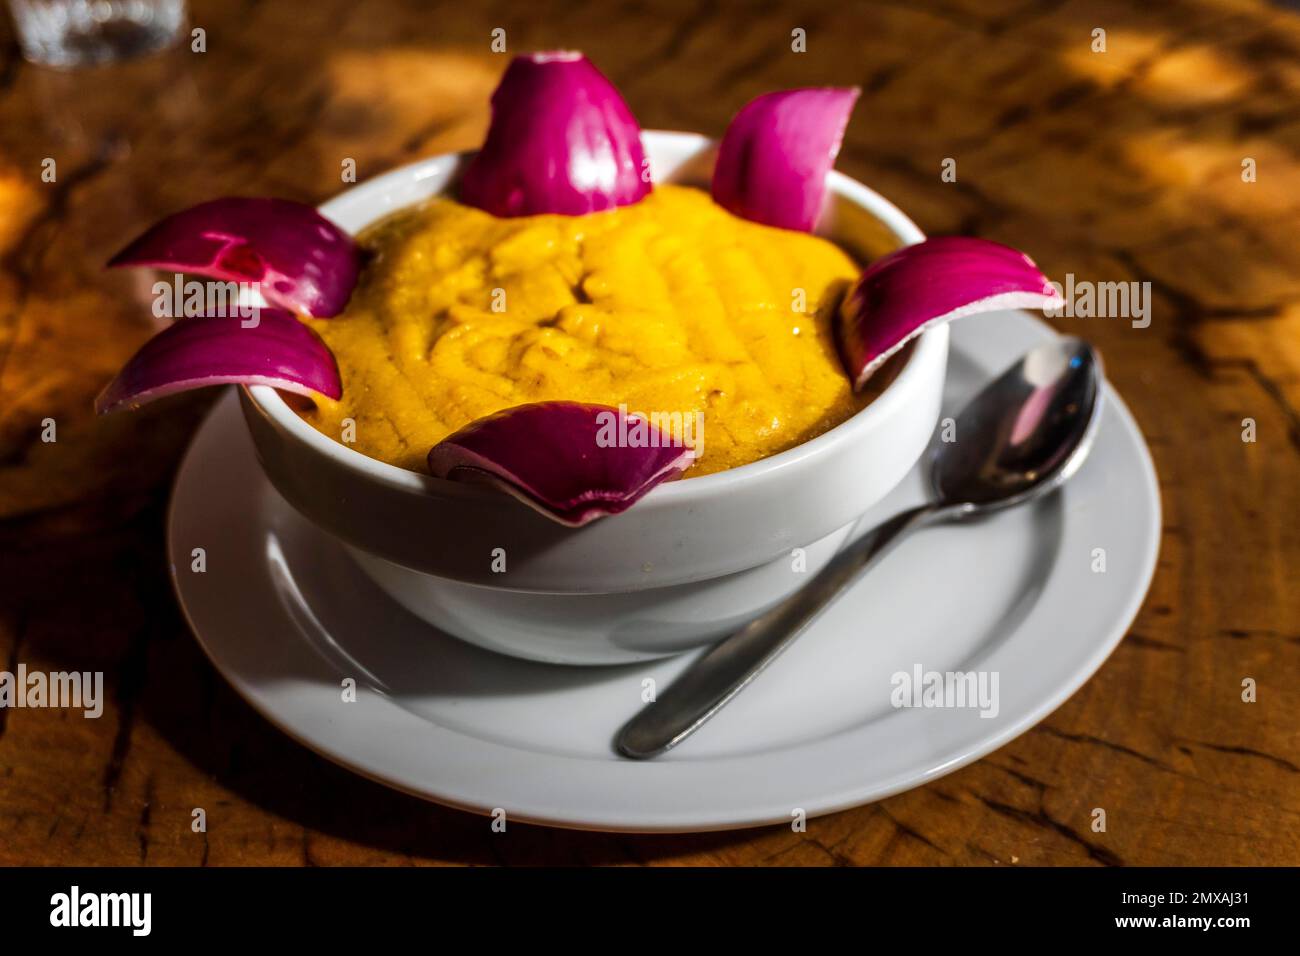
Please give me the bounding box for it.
[933,337,1102,512]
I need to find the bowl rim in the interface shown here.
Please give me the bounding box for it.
[246,130,941,506]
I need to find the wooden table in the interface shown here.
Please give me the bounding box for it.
[1,0,1296,866]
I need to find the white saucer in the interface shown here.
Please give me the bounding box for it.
[169,309,1160,832]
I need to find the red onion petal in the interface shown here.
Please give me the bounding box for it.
[108,198,360,318]
[459,52,652,217]
[711,87,860,232]
[837,237,1064,390]
[428,402,694,527]
[96,309,341,414]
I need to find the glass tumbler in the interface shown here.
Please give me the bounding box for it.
[7,0,186,68]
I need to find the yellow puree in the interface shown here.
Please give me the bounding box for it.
[302,185,868,477]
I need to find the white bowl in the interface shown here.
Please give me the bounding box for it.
[240,131,949,664]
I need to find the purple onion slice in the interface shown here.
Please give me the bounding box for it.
[96,309,341,414]
[459,52,652,217]
[108,198,360,318]
[711,87,860,232]
[837,237,1063,389]
[427,402,694,526]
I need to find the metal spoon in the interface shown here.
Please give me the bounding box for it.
[616,336,1104,759]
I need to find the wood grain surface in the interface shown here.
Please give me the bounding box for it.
[0,0,1297,866]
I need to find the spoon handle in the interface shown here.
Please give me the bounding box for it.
[616,502,947,759]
